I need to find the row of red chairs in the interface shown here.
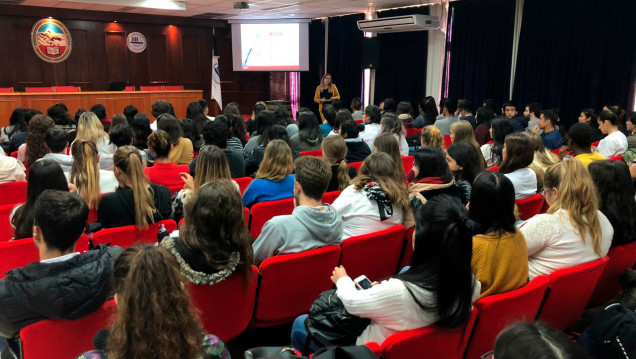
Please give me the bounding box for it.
[349,155,414,175]
[1,85,186,93]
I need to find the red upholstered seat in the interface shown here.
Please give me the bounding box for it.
[53,86,80,92]
[10,151,18,158]
[463,275,549,359]
[486,166,499,172]
[0,203,19,241]
[25,87,53,93]
[399,227,415,270]
[322,190,341,205]
[248,198,294,238]
[515,193,544,220]
[401,156,413,175]
[609,155,624,162]
[187,266,258,341]
[355,119,364,125]
[253,245,341,327]
[340,225,406,281]
[405,128,420,139]
[348,161,363,172]
[0,181,27,206]
[591,140,600,147]
[551,147,562,155]
[443,135,452,148]
[124,86,135,91]
[374,308,478,359]
[92,219,177,249]
[140,85,162,91]
[589,242,636,307]
[20,300,116,359]
[299,150,323,157]
[163,85,183,90]
[0,87,14,93]
[537,257,608,330]
[0,238,39,279]
[235,176,253,195]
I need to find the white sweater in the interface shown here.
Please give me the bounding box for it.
[336,276,481,345]
[331,185,404,240]
[520,209,613,279]
[360,123,382,152]
[65,170,118,194]
[503,168,537,200]
[597,131,628,158]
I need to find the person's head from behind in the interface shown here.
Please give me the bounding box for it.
[457,99,473,116]
[256,139,293,181]
[113,146,155,229]
[109,124,134,148]
[538,109,558,130]
[494,321,593,359]
[364,105,381,124]
[179,118,200,145]
[44,127,68,154]
[76,111,105,144]
[626,112,636,134]
[443,98,458,117]
[253,102,266,120]
[398,195,474,328]
[186,101,202,119]
[274,106,291,127]
[293,156,331,204]
[502,102,517,119]
[157,114,183,146]
[354,153,408,210]
[335,109,353,131]
[26,114,55,165]
[482,98,500,114]
[130,113,152,150]
[33,190,88,257]
[419,96,439,118]
[321,136,350,191]
[382,98,397,113]
[297,111,322,141]
[396,101,413,117]
[70,140,100,209]
[468,171,516,235]
[262,125,291,148]
[147,130,171,159]
[322,104,336,127]
[336,119,360,139]
[203,120,229,149]
[500,132,534,174]
[524,103,542,119]
[198,99,209,116]
[413,147,453,183]
[567,123,593,152]
[223,104,241,122]
[446,142,484,184]
[47,104,72,126]
[90,104,106,123]
[374,133,405,178]
[255,109,275,136]
[421,125,444,151]
[598,110,619,134]
[350,97,362,112]
[9,108,26,127]
[194,145,231,190]
[450,120,477,145]
[25,109,43,126]
[521,131,549,155]
[380,113,403,136]
[151,100,171,120]
[489,117,514,165]
[123,105,138,123]
[475,106,495,126]
[109,113,128,132]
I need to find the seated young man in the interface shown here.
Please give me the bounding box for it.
[99,124,145,171]
[564,123,606,168]
[533,109,563,150]
[0,190,122,340]
[39,127,72,172]
[190,121,245,178]
[252,156,343,265]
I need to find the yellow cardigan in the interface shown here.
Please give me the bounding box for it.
[314,84,340,121]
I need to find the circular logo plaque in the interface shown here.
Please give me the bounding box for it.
[127,32,147,53]
[31,18,72,63]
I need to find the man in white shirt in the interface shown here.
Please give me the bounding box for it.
[149,100,171,131]
[360,105,382,151]
[39,127,73,172]
[434,98,459,135]
[597,110,628,157]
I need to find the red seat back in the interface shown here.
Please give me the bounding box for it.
[10,151,18,158]
[405,128,420,138]
[140,85,162,91]
[187,266,258,341]
[348,161,364,172]
[253,245,341,327]
[0,181,27,206]
[515,193,544,220]
[609,155,624,162]
[0,203,19,241]
[355,119,364,125]
[443,135,452,148]
[340,225,406,281]
[591,140,600,148]
[92,219,177,249]
[249,198,294,238]
[25,87,53,93]
[399,227,415,270]
[0,87,14,93]
[537,257,608,330]
[323,190,341,205]
[379,308,478,359]
[551,147,562,154]
[401,156,413,175]
[0,239,39,279]
[299,150,323,157]
[486,166,499,172]
[53,86,80,92]
[163,85,183,90]
[20,300,116,359]
[464,276,549,359]
[124,86,135,91]
[235,176,253,195]
[589,242,636,307]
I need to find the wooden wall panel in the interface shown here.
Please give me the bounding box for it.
[104,32,129,83]
[14,24,45,85]
[182,34,201,84]
[147,32,168,83]
[66,29,91,84]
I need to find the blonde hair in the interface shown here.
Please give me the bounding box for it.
[193,146,232,190]
[421,125,445,152]
[114,146,156,229]
[76,111,108,145]
[544,159,603,257]
[521,131,559,169]
[352,153,409,211]
[70,140,101,209]
[256,140,293,181]
[322,136,351,191]
[451,120,481,152]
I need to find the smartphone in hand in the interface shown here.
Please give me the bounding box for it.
[354,275,373,290]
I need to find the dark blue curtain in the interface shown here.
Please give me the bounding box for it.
[300,20,326,112]
[374,6,429,108]
[512,0,636,129]
[442,0,515,109]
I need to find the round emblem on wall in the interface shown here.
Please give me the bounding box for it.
[31,18,72,63]
[127,32,147,53]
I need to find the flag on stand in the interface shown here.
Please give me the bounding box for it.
[211,34,222,109]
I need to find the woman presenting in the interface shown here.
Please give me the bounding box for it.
[314,73,340,122]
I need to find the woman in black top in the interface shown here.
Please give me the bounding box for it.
[335,119,371,163]
[322,135,357,192]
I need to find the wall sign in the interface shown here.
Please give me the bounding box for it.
[31,18,72,63]
[127,32,147,53]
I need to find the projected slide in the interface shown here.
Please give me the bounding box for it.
[240,23,300,70]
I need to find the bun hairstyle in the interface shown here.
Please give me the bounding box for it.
[113,146,156,229]
[147,130,171,159]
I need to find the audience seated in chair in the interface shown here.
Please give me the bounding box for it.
[532,109,562,150]
[158,114,194,165]
[39,127,72,172]
[433,98,458,136]
[446,142,485,196]
[191,120,245,178]
[242,140,295,208]
[322,136,356,192]
[450,119,484,164]
[0,108,26,147]
[18,114,55,165]
[563,123,606,168]
[597,110,628,158]
[213,114,245,154]
[99,124,146,171]
[245,125,298,177]
[144,130,190,187]
[130,113,152,151]
[75,111,115,156]
[481,117,513,168]
[67,141,118,209]
[379,113,409,156]
[319,104,336,137]
[359,105,382,151]
[473,106,495,146]
[337,118,371,163]
[149,100,171,132]
[7,109,38,154]
[253,156,343,265]
[290,112,323,153]
[244,109,275,156]
[0,153,25,185]
[413,97,438,129]
[499,133,538,200]
[373,133,406,183]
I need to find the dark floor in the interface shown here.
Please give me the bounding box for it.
[226,322,295,358]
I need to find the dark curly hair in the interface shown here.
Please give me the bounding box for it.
[25,114,55,166]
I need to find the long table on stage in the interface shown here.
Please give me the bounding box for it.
[0,90,203,127]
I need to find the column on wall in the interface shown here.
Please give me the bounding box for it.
[426,2,448,103]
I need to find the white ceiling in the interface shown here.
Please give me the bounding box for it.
[17,0,433,19]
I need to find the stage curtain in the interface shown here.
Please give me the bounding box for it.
[300,19,326,112]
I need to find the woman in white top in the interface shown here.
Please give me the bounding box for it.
[67,140,118,210]
[360,105,382,151]
[499,132,538,199]
[597,110,628,157]
[520,159,613,279]
[380,113,409,156]
[332,153,409,240]
[480,117,513,168]
[75,111,116,156]
[290,196,480,352]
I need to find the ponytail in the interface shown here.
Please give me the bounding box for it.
[336,159,351,191]
[114,146,156,229]
[70,140,100,209]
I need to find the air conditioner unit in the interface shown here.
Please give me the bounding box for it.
[357,14,440,33]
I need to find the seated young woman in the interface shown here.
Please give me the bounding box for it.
[75,245,230,359]
[519,159,613,278]
[405,126,445,182]
[144,130,190,187]
[245,125,298,177]
[291,196,480,352]
[469,171,528,298]
[68,140,118,210]
[445,142,485,199]
[450,119,485,166]
[98,146,171,229]
[331,152,409,239]
[379,113,409,156]
[161,180,253,285]
[322,135,356,192]
[480,117,513,168]
[157,114,193,165]
[290,111,323,152]
[498,133,538,200]
[336,119,371,163]
[242,139,295,208]
[374,133,406,183]
[588,160,636,247]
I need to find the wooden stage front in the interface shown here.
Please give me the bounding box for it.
[0,90,203,127]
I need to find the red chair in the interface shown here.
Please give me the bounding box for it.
[0,87,14,93]
[124,86,135,91]
[20,300,116,359]
[25,87,53,93]
[551,147,562,155]
[537,257,608,330]
[53,86,80,92]
[0,203,19,241]
[10,151,18,158]
[348,161,364,172]
[242,114,252,122]
[235,176,253,195]
[443,135,452,148]
[609,155,624,162]
[340,225,406,281]
[399,227,415,270]
[486,166,499,172]
[92,219,177,249]
[405,128,420,139]
[0,238,39,279]
[373,308,478,359]
[463,276,550,359]
[140,85,162,91]
[323,190,341,205]
[299,150,323,157]
[0,181,27,206]
[166,184,183,195]
[401,156,413,175]
[187,266,258,341]
[515,193,544,220]
[588,242,636,307]
[253,245,341,327]
[591,140,600,148]
[248,198,294,238]
[163,85,183,90]
[355,119,364,125]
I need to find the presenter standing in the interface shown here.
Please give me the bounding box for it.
[314,73,340,122]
